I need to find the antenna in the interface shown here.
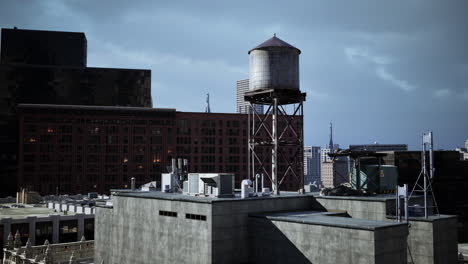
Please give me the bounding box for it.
[205,93,211,113]
[328,122,334,150]
[408,132,439,218]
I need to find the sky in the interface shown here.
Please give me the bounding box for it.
[1,0,467,150]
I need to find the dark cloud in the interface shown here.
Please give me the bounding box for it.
[1,0,467,149]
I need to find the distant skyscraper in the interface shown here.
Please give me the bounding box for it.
[465,139,468,149]
[236,79,263,114]
[321,122,338,162]
[321,158,349,188]
[320,122,348,187]
[349,144,408,152]
[304,146,321,185]
[321,148,334,162]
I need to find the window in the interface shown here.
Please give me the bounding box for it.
[134,155,144,163]
[24,144,36,152]
[106,126,118,134]
[159,210,177,217]
[107,136,118,144]
[134,136,144,144]
[60,126,72,133]
[23,154,35,162]
[105,156,118,163]
[134,127,146,134]
[59,145,72,153]
[151,136,162,144]
[40,154,51,162]
[40,135,53,143]
[59,220,78,243]
[106,146,118,153]
[186,213,207,221]
[87,136,100,144]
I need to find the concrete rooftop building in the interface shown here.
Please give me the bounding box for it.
[95,190,457,264]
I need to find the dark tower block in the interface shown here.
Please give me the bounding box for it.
[0,28,87,67]
[0,28,152,196]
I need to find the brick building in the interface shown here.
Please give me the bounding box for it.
[17,104,302,195]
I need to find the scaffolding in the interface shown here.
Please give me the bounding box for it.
[245,89,306,195]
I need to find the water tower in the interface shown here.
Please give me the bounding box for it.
[245,34,306,195]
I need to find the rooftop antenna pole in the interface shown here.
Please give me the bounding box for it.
[205,93,211,113]
[408,131,439,218]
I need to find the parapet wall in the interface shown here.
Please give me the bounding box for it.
[249,216,408,264]
[314,195,458,264]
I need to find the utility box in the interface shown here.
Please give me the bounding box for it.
[351,165,398,193]
[161,173,177,192]
[188,173,234,197]
[187,174,201,195]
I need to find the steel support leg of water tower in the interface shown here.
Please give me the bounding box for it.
[272,97,279,195]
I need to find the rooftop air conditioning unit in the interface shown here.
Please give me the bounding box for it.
[195,173,234,198]
[162,173,177,193]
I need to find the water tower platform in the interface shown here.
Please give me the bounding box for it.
[244,89,306,105]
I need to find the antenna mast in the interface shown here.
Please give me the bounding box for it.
[205,93,211,113]
[408,132,439,218]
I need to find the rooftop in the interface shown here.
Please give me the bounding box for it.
[17,103,175,113]
[110,190,315,204]
[0,205,74,219]
[251,210,407,231]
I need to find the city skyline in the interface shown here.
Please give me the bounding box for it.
[1,1,467,150]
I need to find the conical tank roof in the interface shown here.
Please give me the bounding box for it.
[248,34,301,54]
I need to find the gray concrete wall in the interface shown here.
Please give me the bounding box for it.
[407,216,458,264]
[249,217,408,264]
[314,196,458,264]
[95,196,212,264]
[211,196,315,264]
[315,196,391,220]
[94,206,113,263]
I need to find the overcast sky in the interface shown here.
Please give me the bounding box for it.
[1,0,467,150]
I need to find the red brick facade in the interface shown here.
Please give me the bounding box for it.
[18,104,303,194]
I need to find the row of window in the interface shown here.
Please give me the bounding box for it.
[23,135,163,145]
[25,117,173,126]
[159,210,177,217]
[159,210,207,221]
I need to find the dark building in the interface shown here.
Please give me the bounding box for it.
[0,28,152,196]
[382,150,468,242]
[349,144,408,152]
[17,104,302,195]
[0,28,87,67]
